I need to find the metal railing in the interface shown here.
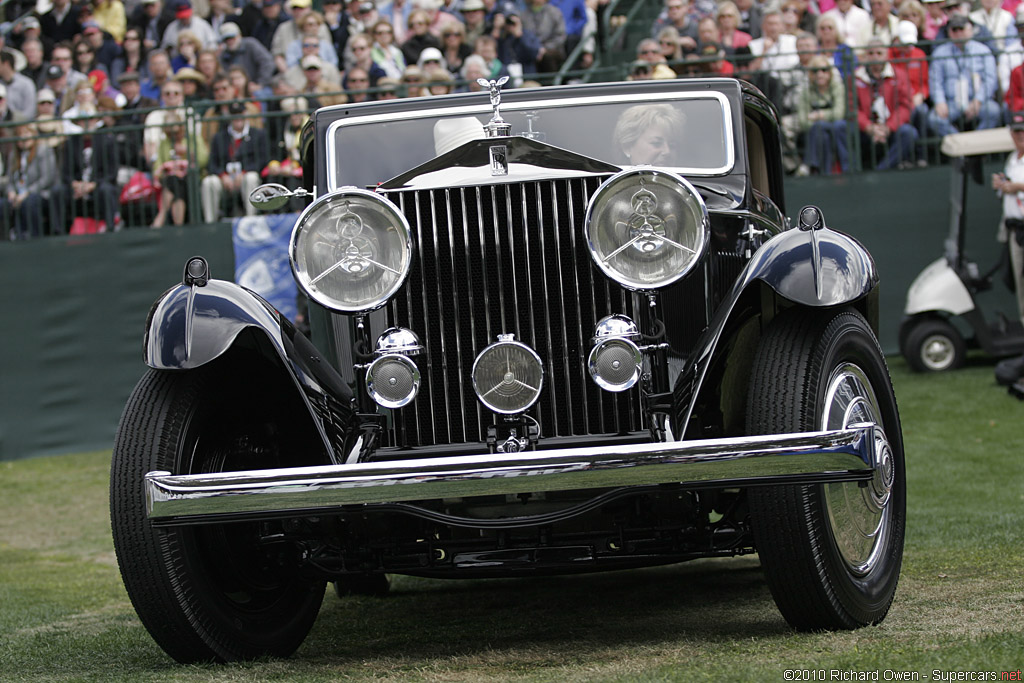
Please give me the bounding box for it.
[1,40,1016,240]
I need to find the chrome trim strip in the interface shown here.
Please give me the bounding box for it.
[146,428,875,522]
[325,91,735,192]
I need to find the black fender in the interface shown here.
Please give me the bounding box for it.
[144,262,356,463]
[672,212,878,439]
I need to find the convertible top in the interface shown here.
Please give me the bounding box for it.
[940,127,1015,157]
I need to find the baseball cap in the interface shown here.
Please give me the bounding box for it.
[46,64,64,80]
[20,16,41,30]
[896,19,917,45]
[290,0,312,8]
[37,87,56,103]
[117,70,141,83]
[301,54,322,69]
[82,20,101,33]
[1011,112,1024,131]
[219,22,241,40]
[228,100,246,115]
[947,14,969,30]
[461,0,485,10]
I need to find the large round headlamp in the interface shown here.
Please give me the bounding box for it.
[290,188,412,313]
[584,169,709,290]
[471,335,544,415]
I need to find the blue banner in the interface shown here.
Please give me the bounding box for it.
[232,213,300,321]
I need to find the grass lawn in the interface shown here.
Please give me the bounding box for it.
[1,357,1022,682]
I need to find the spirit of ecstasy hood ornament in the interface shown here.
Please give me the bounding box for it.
[478,76,511,137]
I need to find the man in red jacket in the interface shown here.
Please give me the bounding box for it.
[856,38,918,170]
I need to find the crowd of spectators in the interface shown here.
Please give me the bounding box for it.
[0,0,595,236]
[631,0,1024,174]
[0,0,1022,238]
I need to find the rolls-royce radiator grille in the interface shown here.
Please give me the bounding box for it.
[382,177,644,448]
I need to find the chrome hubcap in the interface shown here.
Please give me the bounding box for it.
[821,364,893,576]
[920,334,954,371]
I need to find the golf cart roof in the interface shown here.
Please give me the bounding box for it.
[941,127,1015,157]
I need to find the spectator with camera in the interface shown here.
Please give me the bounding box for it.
[487,1,541,77]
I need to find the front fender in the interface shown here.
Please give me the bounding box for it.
[747,221,878,307]
[144,272,357,463]
[145,279,286,370]
[673,218,878,439]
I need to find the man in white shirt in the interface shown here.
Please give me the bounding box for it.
[970,0,1018,54]
[822,0,872,47]
[749,10,799,86]
[992,112,1024,328]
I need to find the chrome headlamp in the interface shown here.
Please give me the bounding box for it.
[366,327,422,409]
[471,335,544,415]
[584,169,709,291]
[290,189,412,313]
[588,315,643,392]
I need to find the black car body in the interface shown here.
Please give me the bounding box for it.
[111,79,905,663]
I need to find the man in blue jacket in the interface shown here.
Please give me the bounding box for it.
[928,14,1000,137]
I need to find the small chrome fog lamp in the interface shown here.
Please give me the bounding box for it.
[588,315,642,392]
[472,334,544,415]
[365,328,422,409]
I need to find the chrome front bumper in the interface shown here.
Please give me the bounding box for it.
[145,426,881,526]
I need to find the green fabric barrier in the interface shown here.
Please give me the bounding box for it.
[1,165,1019,461]
[0,226,234,462]
[786,163,1018,358]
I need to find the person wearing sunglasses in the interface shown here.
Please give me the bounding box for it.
[793,55,849,176]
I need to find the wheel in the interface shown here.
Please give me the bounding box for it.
[902,318,966,372]
[110,362,326,663]
[747,308,905,631]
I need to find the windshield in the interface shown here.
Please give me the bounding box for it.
[327,92,734,190]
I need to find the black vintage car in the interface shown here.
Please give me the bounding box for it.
[111,78,905,663]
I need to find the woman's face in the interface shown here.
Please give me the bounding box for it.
[76,86,96,105]
[301,17,320,36]
[75,45,93,67]
[374,24,394,46]
[410,14,429,36]
[351,40,371,64]
[718,11,737,30]
[627,122,672,165]
[230,71,247,93]
[124,31,141,50]
[812,64,832,87]
[817,21,837,44]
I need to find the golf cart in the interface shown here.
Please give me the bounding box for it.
[899,127,1024,372]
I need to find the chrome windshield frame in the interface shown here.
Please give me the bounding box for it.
[324,91,736,193]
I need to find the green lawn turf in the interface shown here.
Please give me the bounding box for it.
[1,357,1021,682]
